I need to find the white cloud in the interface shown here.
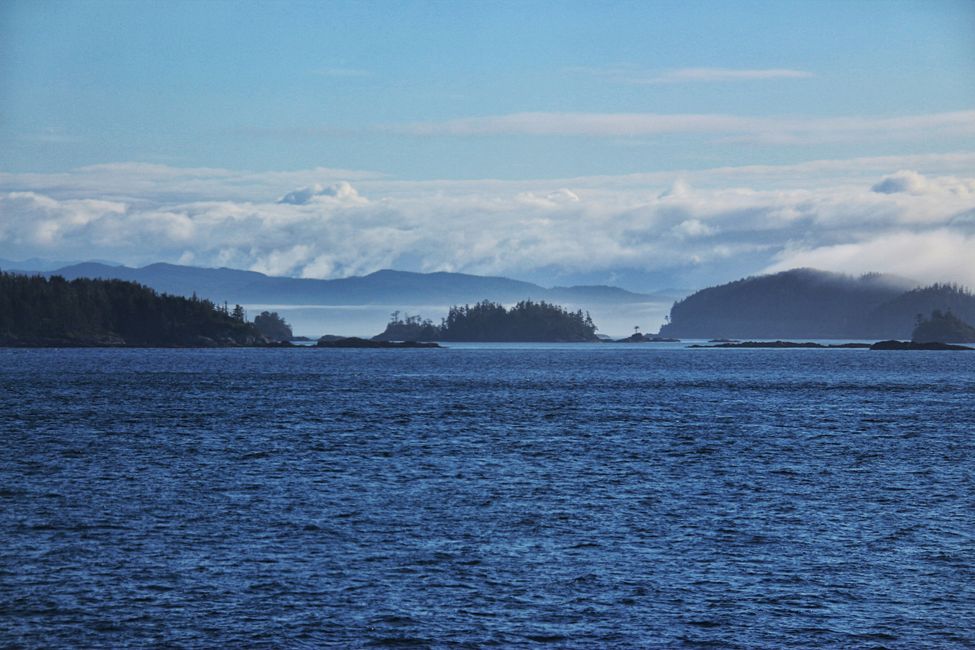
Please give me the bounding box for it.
[672,219,715,238]
[250,244,314,277]
[659,179,692,199]
[0,191,127,247]
[547,188,580,203]
[515,188,582,207]
[766,230,975,287]
[653,67,814,83]
[6,153,975,202]
[572,65,814,84]
[393,110,975,144]
[278,181,364,205]
[872,170,931,194]
[0,162,382,204]
[871,169,975,196]
[398,112,756,137]
[2,160,974,291]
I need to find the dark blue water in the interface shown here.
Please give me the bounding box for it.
[2,346,974,648]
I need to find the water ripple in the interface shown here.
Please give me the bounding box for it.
[1,347,973,647]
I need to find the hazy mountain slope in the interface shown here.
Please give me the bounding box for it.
[43,262,659,306]
[658,269,922,339]
[1,257,87,272]
[911,310,975,344]
[866,284,975,339]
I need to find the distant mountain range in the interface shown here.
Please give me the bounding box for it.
[659,268,975,340]
[0,257,93,272]
[13,261,967,340]
[12,261,667,307]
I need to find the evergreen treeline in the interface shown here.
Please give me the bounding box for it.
[0,272,262,346]
[659,269,975,340]
[866,283,975,339]
[374,300,598,342]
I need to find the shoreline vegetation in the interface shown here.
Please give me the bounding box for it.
[660,269,975,340]
[373,300,599,343]
[2,272,973,350]
[0,272,267,347]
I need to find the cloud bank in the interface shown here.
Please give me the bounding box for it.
[1,160,974,290]
[395,110,975,145]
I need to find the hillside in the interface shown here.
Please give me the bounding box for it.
[912,309,975,343]
[0,272,263,346]
[867,284,975,339]
[658,269,975,340]
[31,262,660,306]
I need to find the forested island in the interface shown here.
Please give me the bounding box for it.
[9,270,972,349]
[373,300,599,342]
[659,269,975,340]
[0,272,270,346]
[912,310,975,343]
[0,274,597,347]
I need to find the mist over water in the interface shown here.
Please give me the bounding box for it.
[2,347,974,648]
[242,302,673,339]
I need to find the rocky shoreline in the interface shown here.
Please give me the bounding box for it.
[316,337,440,348]
[870,340,973,351]
[689,339,972,350]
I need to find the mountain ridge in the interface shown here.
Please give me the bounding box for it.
[21,261,666,307]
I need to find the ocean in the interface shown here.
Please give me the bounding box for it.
[1,345,973,648]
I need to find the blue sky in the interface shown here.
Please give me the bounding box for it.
[3,0,973,176]
[1,0,974,299]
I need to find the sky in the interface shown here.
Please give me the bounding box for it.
[1,0,974,293]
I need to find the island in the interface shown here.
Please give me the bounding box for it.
[658,268,975,340]
[871,340,972,351]
[0,272,273,347]
[614,333,680,343]
[372,300,599,342]
[911,310,975,344]
[253,310,294,341]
